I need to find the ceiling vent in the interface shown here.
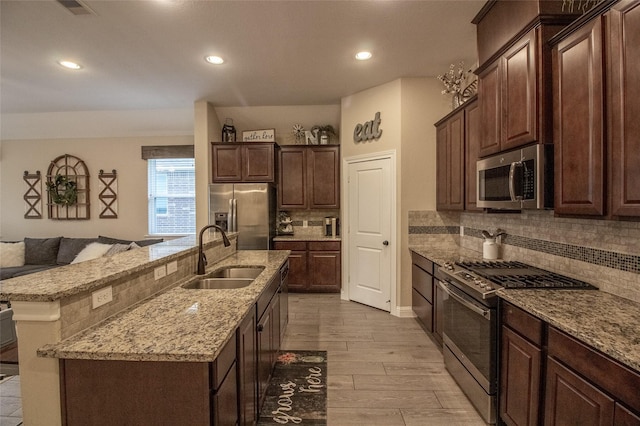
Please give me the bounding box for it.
[56,0,95,16]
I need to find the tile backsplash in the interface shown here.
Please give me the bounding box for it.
[409,210,640,303]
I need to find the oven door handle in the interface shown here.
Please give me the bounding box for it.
[438,280,492,320]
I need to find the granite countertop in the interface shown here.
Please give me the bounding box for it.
[0,234,236,303]
[409,244,640,373]
[37,250,290,363]
[498,289,640,373]
[409,244,482,266]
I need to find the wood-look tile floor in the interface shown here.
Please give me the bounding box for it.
[281,293,486,426]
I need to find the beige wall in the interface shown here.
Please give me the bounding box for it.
[340,78,449,310]
[0,135,193,241]
[399,78,450,306]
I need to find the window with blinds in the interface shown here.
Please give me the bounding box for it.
[147,158,195,235]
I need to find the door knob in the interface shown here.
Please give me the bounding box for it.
[383,240,389,246]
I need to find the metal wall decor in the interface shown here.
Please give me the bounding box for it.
[98,169,118,219]
[353,112,383,142]
[23,170,42,219]
[46,154,90,220]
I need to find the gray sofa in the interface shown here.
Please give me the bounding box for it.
[0,236,162,281]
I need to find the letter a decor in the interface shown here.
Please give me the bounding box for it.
[98,169,118,219]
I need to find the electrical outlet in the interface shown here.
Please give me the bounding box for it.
[460,226,464,236]
[167,261,178,275]
[92,286,113,309]
[154,265,166,280]
[303,220,308,228]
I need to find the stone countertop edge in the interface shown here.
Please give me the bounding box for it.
[0,234,236,303]
[409,245,640,374]
[273,235,341,242]
[37,250,290,363]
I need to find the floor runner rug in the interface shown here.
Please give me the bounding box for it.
[258,350,327,425]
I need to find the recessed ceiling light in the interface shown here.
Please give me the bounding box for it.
[355,51,372,61]
[58,60,82,70]
[205,56,225,65]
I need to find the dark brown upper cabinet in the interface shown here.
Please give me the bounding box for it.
[211,142,277,183]
[278,145,340,210]
[552,0,640,218]
[435,98,479,212]
[553,18,605,216]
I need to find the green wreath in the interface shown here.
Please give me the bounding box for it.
[47,174,78,206]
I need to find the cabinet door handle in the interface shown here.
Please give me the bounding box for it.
[257,324,264,332]
[383,240,389,246]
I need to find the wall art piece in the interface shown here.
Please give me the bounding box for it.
[98,169,118,219]
[46,154,90,220]
[242,128,276,142]
[23,170,42,219]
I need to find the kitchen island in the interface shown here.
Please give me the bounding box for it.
[0,232,288,426]
[38,250,289,426]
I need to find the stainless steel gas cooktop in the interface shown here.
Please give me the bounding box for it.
[439,260,597,301]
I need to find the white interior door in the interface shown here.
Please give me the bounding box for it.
[347,157,392,311]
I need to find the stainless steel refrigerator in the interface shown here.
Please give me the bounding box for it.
[208,183,276,250]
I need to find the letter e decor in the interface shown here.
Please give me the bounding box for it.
[353,112,383,142]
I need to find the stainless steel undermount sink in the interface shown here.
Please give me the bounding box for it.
[182,266,264,290]
[206,267,264,279]
[183,278,254,290]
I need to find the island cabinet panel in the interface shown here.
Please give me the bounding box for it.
[608,0,640,217]
[238,308,258,426]
[212,142,276,183]
[553,18,605,216]
[61,361,212,426]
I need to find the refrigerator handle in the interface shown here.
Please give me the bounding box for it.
[227,199,234,232]
[232,198,238,232]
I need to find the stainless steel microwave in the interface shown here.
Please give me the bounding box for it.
[477,144,554,210]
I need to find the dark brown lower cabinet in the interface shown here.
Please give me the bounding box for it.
[499,301,640,426]
[411,251,443,345]
[545,357,614,425]
[61,333,238,426]
[238,308,257,426]
[274,241,341,292]
[500,326,542,426]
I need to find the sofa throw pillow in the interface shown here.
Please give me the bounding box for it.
[57,237,99,265]
[24,237,62,265]
[71,242,113,264]
[98,235,163,247]
[104,243,131,256]
[0,242,26,267]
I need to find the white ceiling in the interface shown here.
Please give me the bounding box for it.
[1,0,482,116]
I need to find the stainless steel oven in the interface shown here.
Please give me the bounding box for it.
[437,260,596,424]
[438,277,497,424]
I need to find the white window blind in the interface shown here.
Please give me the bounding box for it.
[147,158,195,235]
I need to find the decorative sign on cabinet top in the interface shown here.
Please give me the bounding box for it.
[242,128,276,142]
[353,112,383,142]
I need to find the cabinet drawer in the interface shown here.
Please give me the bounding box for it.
[411,264,433,303]
[410,252,434,275]
[548,327,640,414]
[212,333,237,390]
[501,301,543,346]
[308,241,340,251]
[412,288,433,332]
[274,241,307,251]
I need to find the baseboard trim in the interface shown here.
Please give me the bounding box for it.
[395,306,417,318]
